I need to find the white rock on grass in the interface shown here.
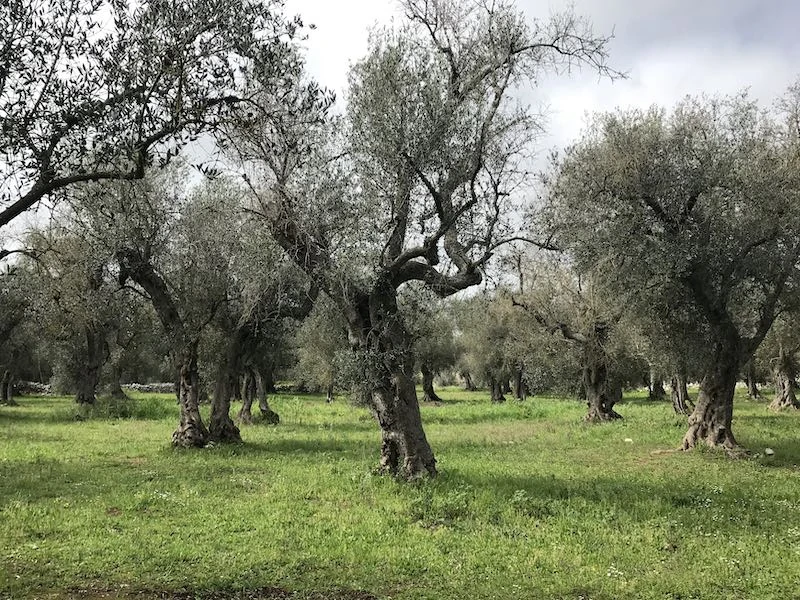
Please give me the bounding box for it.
[764,448,775,456]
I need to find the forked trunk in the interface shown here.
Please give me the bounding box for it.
[421,365,442,403]
[583,361,622,422]
[670,372,692,415]
[237,369,256,424]
[769,347,800,411]
[682,341,739,450]
[172,343,209,448]
[489,377,506,403]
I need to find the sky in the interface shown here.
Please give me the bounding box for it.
[284,0,800,151]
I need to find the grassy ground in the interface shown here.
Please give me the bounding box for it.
[1,387,799,599]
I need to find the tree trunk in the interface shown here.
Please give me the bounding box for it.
[1,370,17,406]
[237,371,255,424]
[209,362,242,444]
[511,368,527,401]
[744,360,761,400]
[489,376,506,403]
[682,341,739,450]
[74,324,107,405]
[343,281,436,479]
[326,383,334,403]
[649,368,666,401]
[107,360,127,399]
[172,343,209,448]
[461,371,476,391]
[670,372,692,415]
[421,365,442,403]
[583,359,622,422]
[255,368,280,424]
[769,347,800,411]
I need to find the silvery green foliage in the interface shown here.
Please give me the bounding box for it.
[543,87,800,371]
[0,0,302,232]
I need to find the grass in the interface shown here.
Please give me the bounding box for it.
[1,387,799,599]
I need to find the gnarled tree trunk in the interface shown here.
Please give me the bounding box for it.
[770,346,799,411]
[256,368,280,424]
[461,371,476,391]
[670,372,692,415]
[682,339,739,450]
[421,364,442,403]
[583,359,622,422]
[512,367,527,401]
[172,343,209,448]
[649,368,666,401]
[489,376,506,403]
[1,370,17,406]
[74,323,107,405]
[744,360,761,400]
[326,383,334,403]
[344,281,436,479]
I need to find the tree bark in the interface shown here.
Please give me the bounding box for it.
[107,360,127,399]
[512,367,527,401]
[343,280,436,479]
[74,324,107,405]
[461,371,476,391]
[172,343,209,448]
[421,364,442,403]
[1,370,17,406]
[489,376,506,403]
[583,359,622,422]
[682,340,739,450]
[649,368,666,401]
[769,346,800,411]
[209,364,242,444]
[744,360,761,400]
[255,368,280,424]
[326,383,334,403]
[670,372,692,415]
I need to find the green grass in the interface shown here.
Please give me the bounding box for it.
[1,388,799,599]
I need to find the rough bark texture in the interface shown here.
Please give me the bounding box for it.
[461,371,476,391]
[107,361,127,399]
[649,369,666,401]
[1,370,17,405]
[744,360,761,400]
[421,365,442,403]
[583,360,622,422]
[670,372,692,415]
[326,384,334,403]
[209,363,242,444]
[256,369,280,424]
[74,323,108,405]
[770,347,800,411]
[489,377,506,403]
[343,279,436,479]
[172,344,209,448]
[682,339,739,450]
[512,368,527,401]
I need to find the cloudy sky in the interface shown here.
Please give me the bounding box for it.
[285,0,800,150]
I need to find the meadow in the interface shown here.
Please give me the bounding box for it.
[1,388,799,599]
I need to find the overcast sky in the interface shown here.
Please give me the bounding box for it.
[284,0,800,151]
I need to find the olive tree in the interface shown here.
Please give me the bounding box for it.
[543,89,800,450]
[233,0,617,478]
[0,0,303,248]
